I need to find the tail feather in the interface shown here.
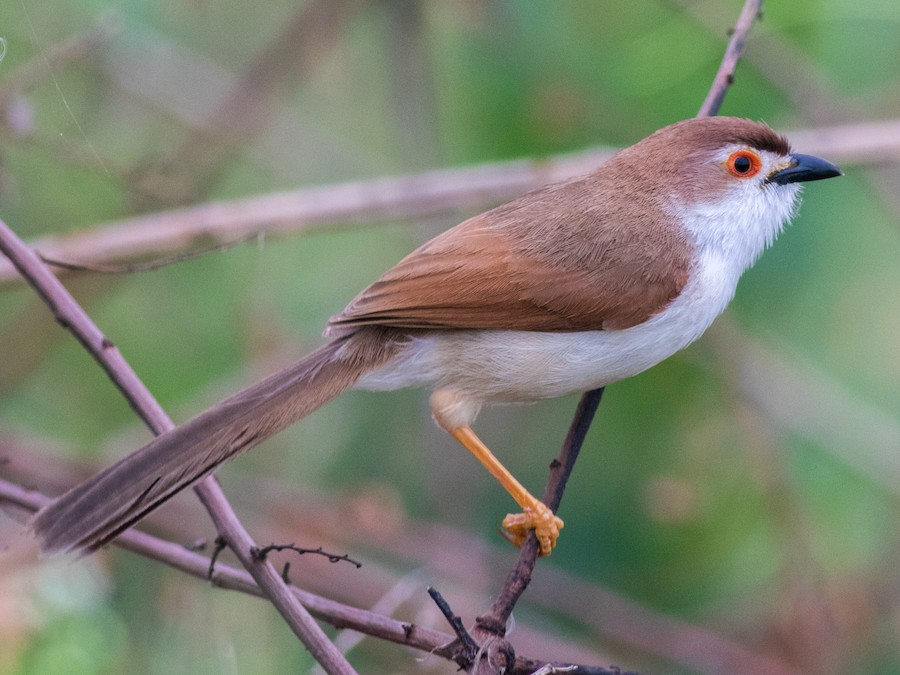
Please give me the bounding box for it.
[31,329,401,555]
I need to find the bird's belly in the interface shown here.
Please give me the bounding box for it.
[356,249,739,404]
[467,330,684,400]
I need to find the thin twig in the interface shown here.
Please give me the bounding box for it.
[0,1,812,671]
[207,536,227,582]
[697,0,764,118]
[0,477,454,654]
[427,586,480,667]
[0,217,356,675]
[39,233,257,274]
[0,432,807,674]
[252,543,362,569]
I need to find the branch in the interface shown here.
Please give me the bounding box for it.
[475,389,605,637]
[0,217,356,675]
[0,477,455,655]
[0,1,830,671]
[0,145,615,288]
[0,431,807,674]
[3,116,896,289]
[427,587,480,668]
[0,476,635,675]
[697,0,764,118]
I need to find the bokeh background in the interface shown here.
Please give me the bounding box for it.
[1,1,899,673]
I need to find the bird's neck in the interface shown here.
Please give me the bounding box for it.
[674,184,801,275]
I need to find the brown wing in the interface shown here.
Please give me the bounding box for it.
[326,173,694,336]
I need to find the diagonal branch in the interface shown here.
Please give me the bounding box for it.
[475,389,605,637]
[0,217,355,675]
[0,476,635,675]
[697,0,765,118]
[0,476,455,655]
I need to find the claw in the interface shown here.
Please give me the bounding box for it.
[501,501,564,556]
[439,423,565,556]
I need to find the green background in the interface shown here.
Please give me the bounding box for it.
[1,1,899,673]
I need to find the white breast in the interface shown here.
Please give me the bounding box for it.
[356,246,742,405]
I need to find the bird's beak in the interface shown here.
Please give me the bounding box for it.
[766,153,843,185]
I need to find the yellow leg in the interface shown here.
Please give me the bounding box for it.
[449,426,563,556]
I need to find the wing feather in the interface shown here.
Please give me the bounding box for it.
[327,173,694,336]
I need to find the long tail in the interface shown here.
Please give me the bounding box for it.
[31,329,401,555]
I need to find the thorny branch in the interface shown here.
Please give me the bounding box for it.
[251,543,362,569]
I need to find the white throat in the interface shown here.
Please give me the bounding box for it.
[676,169,802,274]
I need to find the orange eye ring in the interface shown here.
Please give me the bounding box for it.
[726,149,762,178]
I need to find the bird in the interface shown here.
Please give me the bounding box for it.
[31,117,842,557]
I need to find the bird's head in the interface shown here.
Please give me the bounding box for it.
[612,117,842,270]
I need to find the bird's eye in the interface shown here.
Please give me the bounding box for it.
[726,149,762,178]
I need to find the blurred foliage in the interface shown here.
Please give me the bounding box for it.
[1,0,899,673]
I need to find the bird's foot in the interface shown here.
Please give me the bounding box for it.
[501,501,564,556]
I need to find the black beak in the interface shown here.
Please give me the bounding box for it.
[766,153,843,185]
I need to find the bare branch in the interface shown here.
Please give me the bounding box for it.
[0,217,356,675]
[427,586,480,669]
[697,0,764,118]
[252,543,362,569]
[0,431,809,674]
[0,476,636,675]
[39,233,256,274]
[0,477,455,655]
[1,117,895,289]
[0,0,860,670]
[0,146,614,288]
[475,389,605,639]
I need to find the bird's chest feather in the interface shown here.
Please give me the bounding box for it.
[356,248,741,403]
